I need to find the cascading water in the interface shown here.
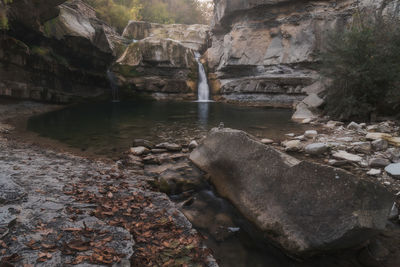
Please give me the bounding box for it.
[106,68,119,102]
[194,52,211,102]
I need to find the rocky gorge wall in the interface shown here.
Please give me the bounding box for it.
[206,0,400,108]
[0,0,126,103]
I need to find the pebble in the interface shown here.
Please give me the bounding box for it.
[367,169,381,176]
[130,146,150,156]
[371,139,388,151]
[189,140,199,149]
[347,121,362,131]
[304,130,318,138]
[385,163,400,179]
[261,138,274,144]
[351,142,371,154]
[283,140,302,152]
[366,132,392,141]
[369,158,391,168]
[332,150,363,163]
[305,143,328,155]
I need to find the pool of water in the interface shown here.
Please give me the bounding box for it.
[27,100,306,156]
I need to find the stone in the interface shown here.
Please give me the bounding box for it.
[283,140,302,152]
[387,137,400,147]
[328,159,348,167]
[302,93,324,108]
[385,163,400,179]
[151,148,168,154]
[304,130,318,139]
[301,118,312,124]
[386,148,400,162]
[261,138,274,144]
[292,103,317,122]
[347,122,362,131]
[369,158,391,168]
[189,140,199,150]
[351,142,371,154]
[156,142,182,152]
[325,121,343,128]
[336,137,353,142]
[332,150,363,163]
[367,169,381,176]
[305,143,328,155]
[366,133,392,141]
[190,128,394,257]
[133,139,154,148]
[372,139,388,151]
[130,146,150,156]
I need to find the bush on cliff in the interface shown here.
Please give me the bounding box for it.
[320,14,400,121]
[0,0,13,30]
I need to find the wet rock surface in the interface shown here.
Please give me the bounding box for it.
[190,128,394,257]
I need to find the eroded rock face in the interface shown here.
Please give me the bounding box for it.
[190,128,394,257]
[122,21,210,52]
[114,37,198,100]
[0,0,125,102]
[207,0,400,106]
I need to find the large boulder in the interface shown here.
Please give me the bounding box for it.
[207,0,400,106]
[122,21,210,52]
[190,128,394,257]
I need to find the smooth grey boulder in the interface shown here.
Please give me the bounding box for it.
[305,143,328,155]
[385,163,400,179]
[190,128,394,257]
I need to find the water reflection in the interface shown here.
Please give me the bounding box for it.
[197,102,209,128]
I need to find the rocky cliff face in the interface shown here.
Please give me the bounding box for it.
[207,0,400,107]
[0,0,126,103]
[113,21,210,100]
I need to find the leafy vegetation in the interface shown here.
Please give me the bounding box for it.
[0,0,13,30]
[320,13,400,121]
[84,0,213,32]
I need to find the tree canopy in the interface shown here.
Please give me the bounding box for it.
[84,0,213,32]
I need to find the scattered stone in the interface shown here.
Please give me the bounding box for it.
[332,150,363,163]
[386,148,400,162]
[367,169,381,176]
[189,140,199,150]
[336,137,353,142]
[302,93,324,108]
[328,159,348,167]
[304,130,318,139]
[143,155,160,164]
[301,118,312,124]
[285,133,295,137]
[385,163,400,179]
[283,140,302,152]
[387,137,400,147]
[325,121,343,128]
[130,146,150,156]
[261,138,274,144]
[294,135,306,141]
[377,122,392,133]
[305,143,328,155]
[347,122,362,131]
[133,139,154,148]
[351,142,371,154]
[366,133,392,141]
[367,125,379,131]
[369,158,391,168]
[151,148,168,154]
[156,142,182,151]
[372,139,388,151]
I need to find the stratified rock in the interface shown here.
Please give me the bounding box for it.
[206,0,400,107]
[122,21,210,51]
[190,128,394,257]
[305,143,328,155]
[372,139,389,151]
[369,158,391,168]
[385,163,400,179]
[332,150,363,163]
[387,137,400,147]
[292,103,317,122]
[303,94,324,108]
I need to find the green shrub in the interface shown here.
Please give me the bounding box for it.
[320,14,400,121]
[0,0,13,30]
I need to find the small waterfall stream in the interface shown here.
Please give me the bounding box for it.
[106,68,120,102]
[194,52,211,102]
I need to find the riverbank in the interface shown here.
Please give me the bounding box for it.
[0,99,216,266]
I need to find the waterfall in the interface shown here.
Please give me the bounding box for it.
[194,52,211,102]
[106,68,119,102]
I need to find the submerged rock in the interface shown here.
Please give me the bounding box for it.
[190,128,394,257]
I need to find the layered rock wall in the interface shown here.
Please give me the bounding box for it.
[207,0,400,107]
[0,0,125,103]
